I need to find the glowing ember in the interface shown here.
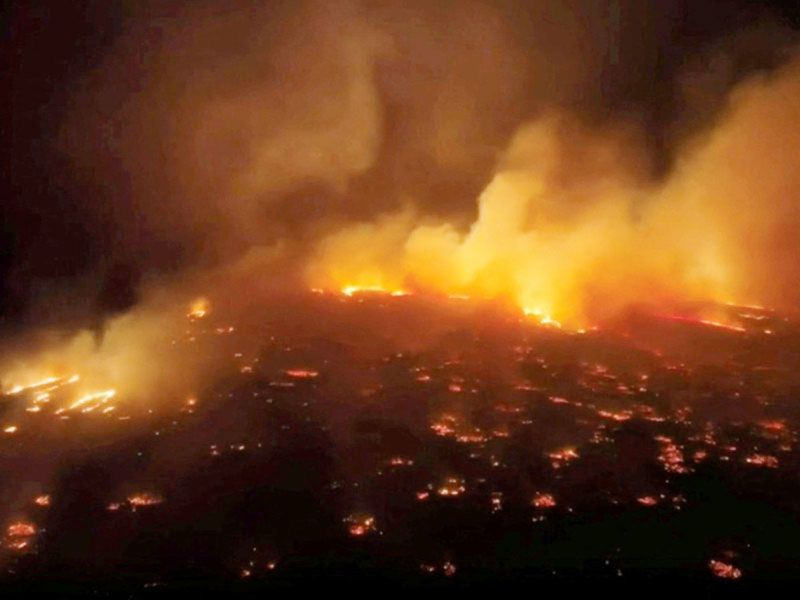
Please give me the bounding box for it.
[284,369,319,379]
[430,417,456,437]
[456,432,487,444]
[3,425,17,434]
[548,447,580,468]
[744,454,779,468]
[345,514,377,537]
[127,493,164,508]
[531,493,557,509]
[597,409,632,422]
[7,522,36,537]
[656,437,690,474]
[4,520,38,552]
[437,477,466,497]
[709,559,742,579]
[637,496,659,507]
[491,491,503,513]
[758,420,786,432]
[34,495,51,507]
[5,540,28,551]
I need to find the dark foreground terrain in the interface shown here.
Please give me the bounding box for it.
[2,291,799,595]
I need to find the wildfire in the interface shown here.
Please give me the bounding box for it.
[0,370,123,419]
[420,561,457,577]
[127,493,164,508]
[709,559,742,579]
[430,415,457,437]
[597,409,632,422]
[3,520,37,553]
[523,307,562,328]
[549,447,580,469]
[531,493,557,509]
[437,477,466,497]
[67,389,116,413]
[187,297,211,319]
[284,368,319,379]
[658,314,747,333]
[456,432,487,444]
[2,374,80,397]
[744,454,779,469]
[637,496,659,507]
[4,376,59,395]
[656,436,690,474]
[340,285,410,297]
[7,522,36,538]
[491,491,503,513]
[345,514,377,537]
[758,420,786,432]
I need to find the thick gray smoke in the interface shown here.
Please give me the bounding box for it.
[3,0,800,390]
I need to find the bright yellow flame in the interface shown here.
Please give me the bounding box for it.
[127,493,164,507]
[188,297,211,319]
[305,82,800,327]
[4,376,60,396]
[340,285,410,297]
[68,389,116,412]
[523,307,561,329]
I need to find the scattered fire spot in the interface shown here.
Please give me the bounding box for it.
[637,496,659,507]
[744,454,779,468]
[126,493,164,509]
[532,493,557,509]
[284,369,319,379]
[437,477,466,497]
[709,559,742,579]
[345,514,377,537]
